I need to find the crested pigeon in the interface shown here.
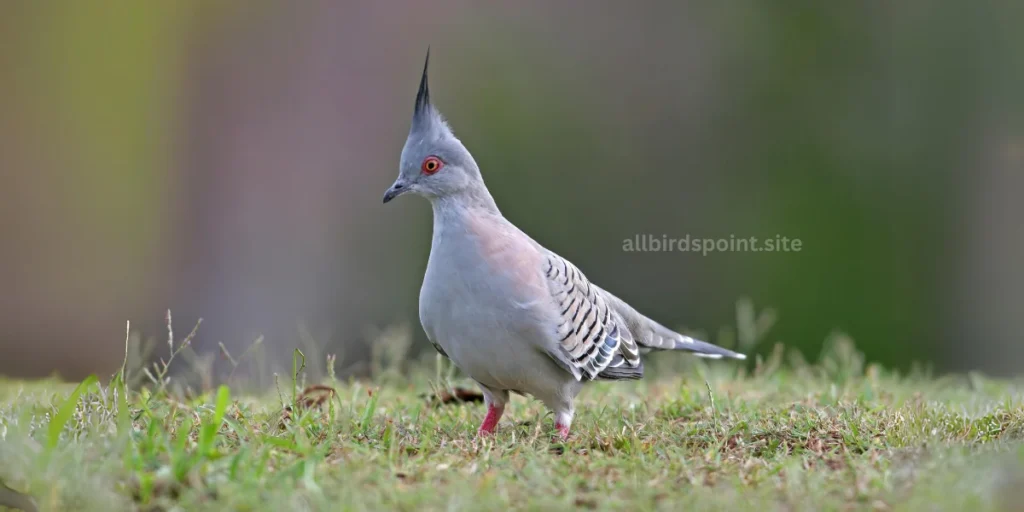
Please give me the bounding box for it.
[383,51,746,439]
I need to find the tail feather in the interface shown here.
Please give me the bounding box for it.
[595,285,746,361]
[669,336,746,360]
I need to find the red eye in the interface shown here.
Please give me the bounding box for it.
[421,156,443,175]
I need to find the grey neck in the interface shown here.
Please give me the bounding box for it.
[430,186,501,217]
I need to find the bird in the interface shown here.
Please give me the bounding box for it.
[382,50,745,439]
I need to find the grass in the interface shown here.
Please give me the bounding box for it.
[1,322,1024,511]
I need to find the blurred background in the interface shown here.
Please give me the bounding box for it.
[1,1,1021,380]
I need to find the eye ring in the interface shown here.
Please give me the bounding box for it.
[421,156,443,175]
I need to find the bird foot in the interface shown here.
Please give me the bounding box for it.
[553,421,570,441]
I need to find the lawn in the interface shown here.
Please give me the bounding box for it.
[1,333,1023,511]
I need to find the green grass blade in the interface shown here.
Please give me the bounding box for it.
[359,389,379,434]
[47,374,98,451]
[198,385,231,457]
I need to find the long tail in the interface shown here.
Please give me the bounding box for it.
[661,334,746,360]
[596,286,746,360]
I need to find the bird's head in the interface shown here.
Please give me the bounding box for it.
[383,49,484,205]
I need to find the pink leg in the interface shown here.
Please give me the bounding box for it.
[553,421,570,440]
[477,403,505,436]
[554,410,573,440]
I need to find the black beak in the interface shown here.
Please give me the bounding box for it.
[382,182,406,204]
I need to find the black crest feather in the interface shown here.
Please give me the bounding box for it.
[413,47,431,119]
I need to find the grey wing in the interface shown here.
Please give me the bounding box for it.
[543,254,642,381]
